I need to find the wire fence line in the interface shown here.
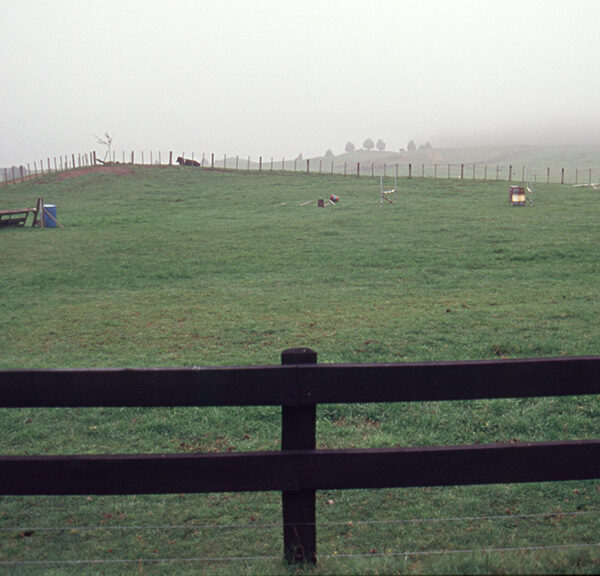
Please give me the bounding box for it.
[1,149,599,185]
[1,508,597,569]
[1,542,598,568]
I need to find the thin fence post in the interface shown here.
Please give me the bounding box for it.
[306,159,310,174]
[344,161,347,176]
[547,167,550,184]
[357,162,360,177]
[408,163,412,179]
[484,164,487,180]
[20,166,24,183]
[460,163,464,179]
[3,168,7,184]
[169,151,173,165]
[561,168,565,185]
[281,348,318,565]
[508,165,512,181]
[211,153,215,169]
[259,156,262,172]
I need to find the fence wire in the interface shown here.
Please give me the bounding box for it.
[1,510,598,568]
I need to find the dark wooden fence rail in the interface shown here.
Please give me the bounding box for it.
[1,349,599,564]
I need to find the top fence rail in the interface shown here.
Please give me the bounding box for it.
[2,356,599,408]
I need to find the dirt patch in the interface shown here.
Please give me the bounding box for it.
[56,166,135,181]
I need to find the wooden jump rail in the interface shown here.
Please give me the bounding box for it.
[1,350,599,565]
[0,207,38,228]
[0,197,61,228]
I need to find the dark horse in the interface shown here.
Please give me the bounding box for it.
[176,156,201,167]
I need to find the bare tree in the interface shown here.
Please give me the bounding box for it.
[95,132,114,162]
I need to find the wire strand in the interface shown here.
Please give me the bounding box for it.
[0,542,598,567]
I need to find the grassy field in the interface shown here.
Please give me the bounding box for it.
[0,166,599,574]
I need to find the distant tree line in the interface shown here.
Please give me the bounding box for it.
[337,139,432,156]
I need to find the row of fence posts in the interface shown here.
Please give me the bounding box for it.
[1,150,596,185]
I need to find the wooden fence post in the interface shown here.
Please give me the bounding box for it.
[281,348,318,565]
[508,165,512,181]
[561,168,565,185]
[408,163,412,179]
[259,156,262,172]
[306,159,310,174]
[357,162,360,177]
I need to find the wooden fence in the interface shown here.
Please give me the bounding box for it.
[1,349,599,564]
[2,150,599,186]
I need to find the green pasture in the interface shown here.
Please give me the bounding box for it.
[0,166,599,574]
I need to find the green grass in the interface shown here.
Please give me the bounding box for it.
[0,166,599,574]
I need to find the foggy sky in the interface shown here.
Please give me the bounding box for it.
[1,0,599,166]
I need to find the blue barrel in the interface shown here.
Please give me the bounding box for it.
[44,204,57,228]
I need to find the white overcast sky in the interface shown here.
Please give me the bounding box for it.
[1,0,599,166]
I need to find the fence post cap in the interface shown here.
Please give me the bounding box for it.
[281,348,317,364]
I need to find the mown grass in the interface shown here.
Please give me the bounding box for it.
[0,166,599,574]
